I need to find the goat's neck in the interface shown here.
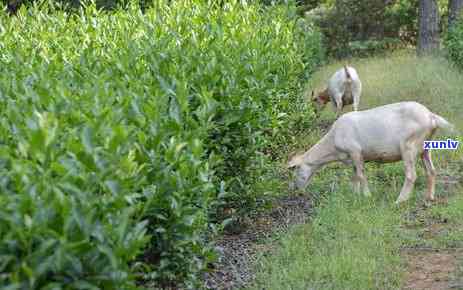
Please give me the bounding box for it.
[304,133,338,166]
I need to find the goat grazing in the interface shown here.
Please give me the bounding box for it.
[288,102,454,203]
[312,65,362,118]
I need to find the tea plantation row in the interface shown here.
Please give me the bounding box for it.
[0,1,323,288]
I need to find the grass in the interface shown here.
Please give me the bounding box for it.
[249,188,403,290]
[401,193,463,249]
[249,50,463,290]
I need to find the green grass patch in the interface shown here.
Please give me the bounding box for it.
[250,187,403,290]
[429,193,463,223]
[400,192,463,249]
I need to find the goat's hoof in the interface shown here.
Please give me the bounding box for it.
[395,198,406,205]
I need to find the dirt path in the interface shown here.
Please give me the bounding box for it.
[203,194,313,290]
[401,184,463,290]
[402,248,463,290]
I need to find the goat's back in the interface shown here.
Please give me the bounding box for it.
[330,102,436,161]
[327,66,361,101]
[329,66,360,84]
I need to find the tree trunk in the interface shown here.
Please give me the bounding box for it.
[417,0,440,56]
[6,0,22,15]
[449,0,463,29]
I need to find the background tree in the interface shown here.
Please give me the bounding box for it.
[417,0,440,55]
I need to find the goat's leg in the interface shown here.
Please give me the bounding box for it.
[353,93,360,111]
[332,93,343,118]
[351,165,361,194]
[352,82,361,112]
[351,153,370,197]
[396,145,418,203]
[421,149,436,201]
[336,102,343,118]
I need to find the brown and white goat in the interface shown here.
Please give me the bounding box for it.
[288,102,455,203]
[312,65,362,118]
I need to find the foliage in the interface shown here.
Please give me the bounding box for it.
[348,38,403,57]
[307,0,419,58]
[385,0,419,44]
[446,15,463,68]
[0,0,322,288]
[1,0,144,13]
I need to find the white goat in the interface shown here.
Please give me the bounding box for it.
[312,65,362,117]
[288,102,454,203]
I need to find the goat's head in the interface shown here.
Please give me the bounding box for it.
[311,89,330,113]
[287,153,316,191]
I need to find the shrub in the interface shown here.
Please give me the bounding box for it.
[348,38,403,58]
[0,0,322,288]
[446,16,463,68]
[307,0,416,58]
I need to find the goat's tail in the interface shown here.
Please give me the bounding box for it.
[287,153,304,169]
[344,64,352,81]
[432,113,455,133]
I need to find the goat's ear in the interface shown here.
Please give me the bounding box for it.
[287,153,303,169]
[310,90,317,101]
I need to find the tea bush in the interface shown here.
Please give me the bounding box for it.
[0,0,322,288]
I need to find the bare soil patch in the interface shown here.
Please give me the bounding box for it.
[402,248,463,290]
[401,173,463,290]
[203,194,313,290]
